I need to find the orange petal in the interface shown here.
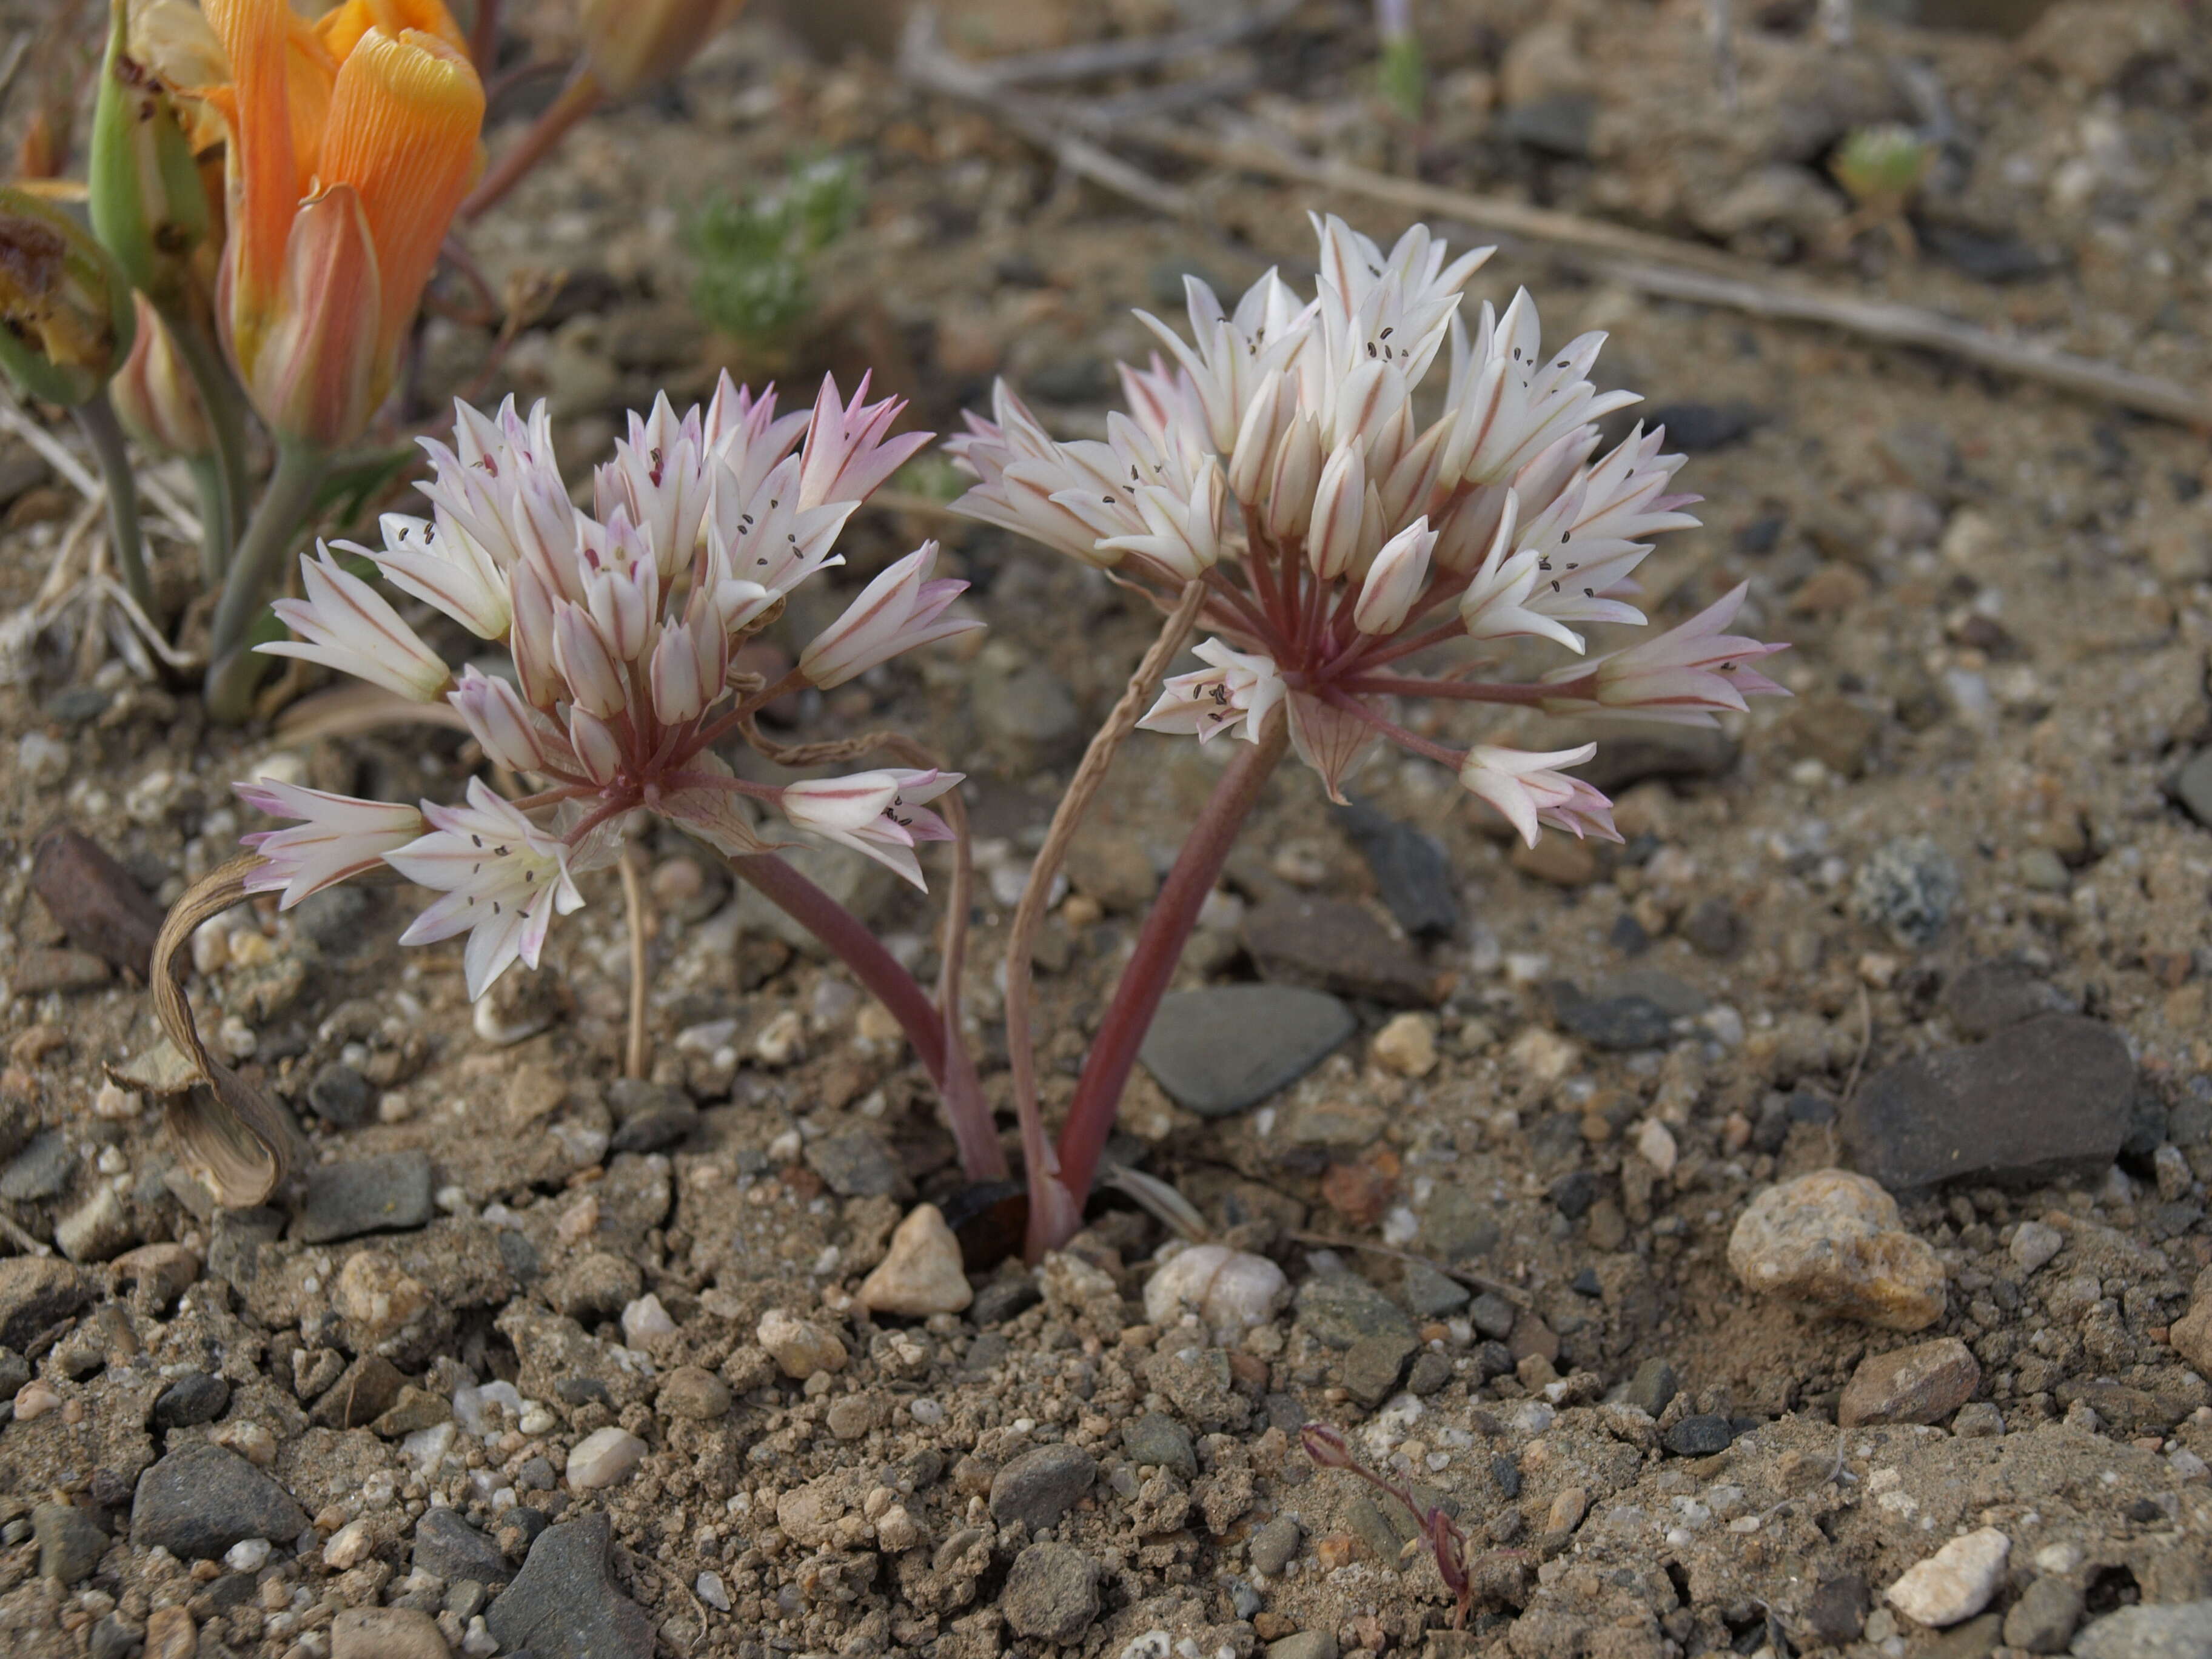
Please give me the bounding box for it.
[243,183,381,449]
[317,0,469,64]
[318,27,482,367]
[201,0,297,318]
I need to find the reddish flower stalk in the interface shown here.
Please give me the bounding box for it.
[1302,1423,1475,1626]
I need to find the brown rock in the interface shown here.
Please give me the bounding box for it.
[1242,895,1450,1006]
[1839,1338,1981,1426]
[2169,1275,2212,1374]
[1512,836,1598,887]
[30,826,164,978]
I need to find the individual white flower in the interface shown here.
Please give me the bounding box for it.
[550,602,629,718]
[1442,290,1638,488]
[346,510,510,640]
[798,543,982,688]
[1352,517,1436,635]
[260,546,452,702]
[1543,583,1789,723]
[447,666,574,777]
[796,373,933,511]
[1459,745,1618,846]
[386,779,586,999]
[235,782,424,908]
[1456,492,1587,654]
[595,391,712,581]
[1137,639,1286,745]
[778,769,962,890]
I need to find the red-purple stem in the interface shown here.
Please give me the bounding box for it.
[1036,713,1290,1257]
[729,853,1007,1182]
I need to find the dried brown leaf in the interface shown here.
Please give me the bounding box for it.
[144,854,306,1207]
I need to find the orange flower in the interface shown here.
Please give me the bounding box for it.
[203,0,481,447]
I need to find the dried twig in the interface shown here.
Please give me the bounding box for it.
[899,10,1192,218]
[965,0,1299,85]
[1124,128,2212,429]
[619,843,651,1081]
[1290,1229,1532,1308]
[1004,579,1208,1220]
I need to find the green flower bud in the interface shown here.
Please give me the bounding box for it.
[89,0,211,307]
[0,189,137,406]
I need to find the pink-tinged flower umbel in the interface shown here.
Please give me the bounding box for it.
[239,374,982,996]
[954,213,1788,841]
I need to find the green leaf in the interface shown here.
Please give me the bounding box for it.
[685,153,864,345]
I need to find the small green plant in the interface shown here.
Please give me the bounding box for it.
[685,155,863,346]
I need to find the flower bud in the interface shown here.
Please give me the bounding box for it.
[1352,517,1435,635]
[579,0,748,98]
[88,0,212,309]
[238,185,380,451]
[0,189,136,407]
[112,293,212,457]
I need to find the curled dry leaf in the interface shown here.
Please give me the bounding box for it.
[127,853,306,1206]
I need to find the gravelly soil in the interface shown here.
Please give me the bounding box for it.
[0,3,2209,1658]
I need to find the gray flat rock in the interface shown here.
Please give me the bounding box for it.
[1140,985,1356,1118]
[485,1512,653,1659]
[1842,1013,2134,1190]
[293,1151,435,1243]
[131,1443,308,1560]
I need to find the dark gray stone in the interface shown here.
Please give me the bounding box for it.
[1407,1351,1452,1396]
[1842,1013,2135,1190]
[1001,1541,1099,1643]
[1850,835,1961,947]
[1942,960,2066,1039]
[1335,802,1460,940]
[1418,1188,1500,1262]
[1566,723,1737,793]
[1343,1330,1418,1407]
[34,1502,107,1583]
[1805,1571,1866,1647]
[130,1443,309,1560]
[988,1445,1097,1532]
[1491,1455,1522,1498]
[86,1616,135,1659]
[306,1063,372,1128]
[0,1257,90,1349]
[1121,1413,1196,1479]
[1294,1273,1415,1350]
[2003,1575,2082,1654]
[802,1131,903,1198]
[1680,897,1741,957]
[969,1272,1041,1327]
[1249,1515,1301,1576]
[1,1128,74,1201]
[1623,1358,1677,1418]
[152,1372,230,1429]
[415,1506,507,1586]
[1548,982,1672,1050]
[293,1151,435,1242]
[1592,970,1709,1018]
[1140,985,1356,1118]
[293,885,372,953]
[606,1081,699,1155]
[1921,223,2065,285]
[1644,401,1758,452]
[1550,1171,1599,1219]
[1402,1260,1469,1316]
[1467,1293,1515,1340]
[2170,748,2212,831]
[1663,1415,1734,1456]
[1242,896,1446,1007]
[485,1513,654,1659]
[1498,93,1597,158]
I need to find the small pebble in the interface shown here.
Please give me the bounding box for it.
[565,1427,647,1490]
